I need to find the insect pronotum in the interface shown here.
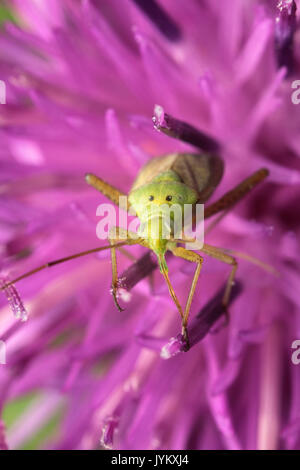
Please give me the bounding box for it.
[1,152,269,349]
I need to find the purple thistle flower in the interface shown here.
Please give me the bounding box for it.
[153,104,220,152]
[132,0,181,42]
[275,0,297,74]
[0,0,299,451]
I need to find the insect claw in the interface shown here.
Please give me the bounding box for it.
[112,294,125,312]
[111,287,125,312]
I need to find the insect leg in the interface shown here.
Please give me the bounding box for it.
[170,246,203,349]
[85,173,130,210]
[109,236,122,312]
[200,243,238,321]
[203,168,269,221]
[158,255,184,321]
[109,227,149,311]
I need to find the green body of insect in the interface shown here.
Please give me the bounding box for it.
[84,152,268,348]
[1,152,269,350]
[128,153,223,269]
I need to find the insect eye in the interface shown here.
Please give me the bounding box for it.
[166,195,172,201]
[148,195,154,201]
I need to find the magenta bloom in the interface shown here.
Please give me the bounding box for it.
[0,0,300,450]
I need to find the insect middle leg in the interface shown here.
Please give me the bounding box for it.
[200,243,238,321]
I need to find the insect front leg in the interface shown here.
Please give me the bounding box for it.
[200,243,238,323]
[170,246,203,350]
[158,255,184,322]
[108,227,148,311]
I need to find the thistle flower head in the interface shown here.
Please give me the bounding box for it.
[0,0,299,450]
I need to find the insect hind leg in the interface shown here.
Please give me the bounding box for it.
[204,168,269,222]
[85,173,131,211]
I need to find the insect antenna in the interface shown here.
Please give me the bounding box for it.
[0,241,128,291]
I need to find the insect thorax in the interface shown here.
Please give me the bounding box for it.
[128,171,198,253]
